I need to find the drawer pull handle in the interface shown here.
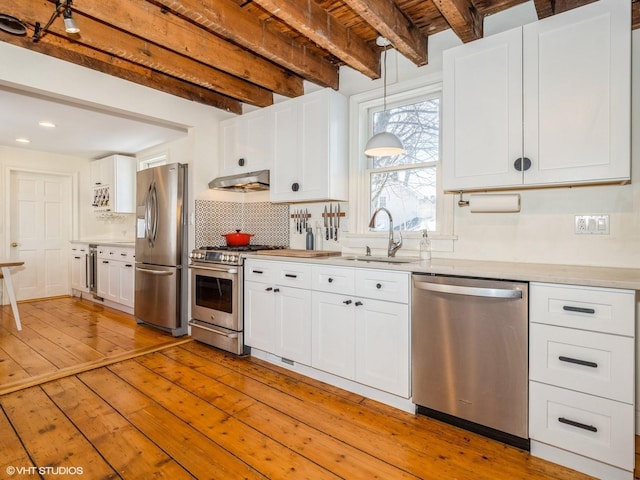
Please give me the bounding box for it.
[285,274,298,278]
[558,417,597,433]
[343,299,352,305]
[355,301,363,306]
[558,356,598,368]
[274,288,280,293]
[265,287,273,292]
[253,270,264,274]
[562,305,595,314]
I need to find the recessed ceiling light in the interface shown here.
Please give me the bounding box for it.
[15,137,31,144]
[38,120,56,128]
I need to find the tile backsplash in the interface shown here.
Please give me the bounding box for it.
[195,200,289,247]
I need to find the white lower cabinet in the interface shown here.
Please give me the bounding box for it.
[244,259,411,399]
[70,244,89,292]
[96,246,135,309]
[529,282,635,479]
[311,265,410,397]
[244,261,312,365]
[311,291,356,379]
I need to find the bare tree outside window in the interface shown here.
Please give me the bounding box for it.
[369,98,440,232]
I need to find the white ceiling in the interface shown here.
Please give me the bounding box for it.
[0,86,189,160]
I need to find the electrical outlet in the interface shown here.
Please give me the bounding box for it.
[575,215,609,235]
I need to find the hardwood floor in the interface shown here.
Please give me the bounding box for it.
[0,297,636,479]
[0,296,188,395]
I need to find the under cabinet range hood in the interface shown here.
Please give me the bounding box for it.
[208,169,270,192]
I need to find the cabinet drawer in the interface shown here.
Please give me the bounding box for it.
[530,283,635,336]
[530,323,634,403]
[312,265,355,295]
[244,259,277,283]
[529,382,634,470]
[97,246,134,261]
[276,263,312,289]
[355,269,409,304]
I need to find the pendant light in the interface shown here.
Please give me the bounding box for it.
[364,39,405,157]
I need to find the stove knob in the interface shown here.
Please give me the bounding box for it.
[222,254,228,262]
[230,255,237,263]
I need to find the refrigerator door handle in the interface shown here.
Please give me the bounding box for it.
[150,182,159,245]
[144,183,153,247]
[136,266,174,276]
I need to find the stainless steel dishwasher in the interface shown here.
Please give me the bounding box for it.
[411,274,529,449]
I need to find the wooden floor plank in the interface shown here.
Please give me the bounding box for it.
[0,387,117,478]
[0,406,34,473]
[107,360,343,479]
[0,297,186,394]
[42,376,193,479]
[79,369,269,480]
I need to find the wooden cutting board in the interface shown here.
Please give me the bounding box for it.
[256,249,341,258]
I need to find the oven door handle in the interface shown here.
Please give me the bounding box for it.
[189,320,239,338]
[188,264,238,274]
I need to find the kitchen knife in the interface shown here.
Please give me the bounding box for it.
[335,204,340,241]
[329,204,333,239]
[324,205,329,240]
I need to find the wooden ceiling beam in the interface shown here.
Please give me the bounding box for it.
[342,0,428,66]
[70,0,303,98]
[1,34,242,114]
[3,0,273,107]
[252,0,381,79]
[149,0,339,90]
[432,0,483,43]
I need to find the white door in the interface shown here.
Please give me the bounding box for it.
[9,171,71,300]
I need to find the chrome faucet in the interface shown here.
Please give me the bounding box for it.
[368,207,403,257]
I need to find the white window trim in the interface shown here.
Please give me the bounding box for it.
[345,73,456,256]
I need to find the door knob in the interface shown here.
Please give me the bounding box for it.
[10,242,18,247]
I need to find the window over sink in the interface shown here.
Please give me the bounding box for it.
[351,78,445,237]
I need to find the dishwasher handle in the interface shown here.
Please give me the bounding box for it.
[413,279,523,299]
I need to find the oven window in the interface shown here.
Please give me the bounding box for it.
[195,274,234,314]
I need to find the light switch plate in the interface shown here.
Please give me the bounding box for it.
[575,215,609,235]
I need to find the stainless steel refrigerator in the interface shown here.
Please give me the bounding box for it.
[135,163,188,336]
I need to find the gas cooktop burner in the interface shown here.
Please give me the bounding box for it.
[200,245,286,252]
[190,245,286,265]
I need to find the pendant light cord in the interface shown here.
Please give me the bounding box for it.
[382,46,388,112]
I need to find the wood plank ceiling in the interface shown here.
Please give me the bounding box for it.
[1,0,638,115]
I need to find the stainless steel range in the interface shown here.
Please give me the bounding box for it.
[188,245,283,355]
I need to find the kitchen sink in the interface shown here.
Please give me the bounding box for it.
[340,255,421,264]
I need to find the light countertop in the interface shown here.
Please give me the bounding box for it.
[246,254,640,291]
[71,240,135,248]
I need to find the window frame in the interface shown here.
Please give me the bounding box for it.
[349,76,450,240]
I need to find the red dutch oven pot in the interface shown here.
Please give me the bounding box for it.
[221,229,254,246]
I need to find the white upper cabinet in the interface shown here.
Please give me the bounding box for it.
[219,108,274,176]
[443,0,630,192]
[90,154,136,213]
[270,88,348,203]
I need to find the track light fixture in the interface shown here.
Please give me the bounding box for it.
[33,0,80,42]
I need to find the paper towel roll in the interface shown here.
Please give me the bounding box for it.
[468,194,521,213]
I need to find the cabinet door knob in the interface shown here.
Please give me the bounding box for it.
[238,158,245,167]
[376,283,382,289]
[355,301,363,307]
[343,299,352,305]
[513,157,531,172]
[328,277,334,283]
[265,287,273,291]
[291,182,299,192]
[274,288,280,293]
